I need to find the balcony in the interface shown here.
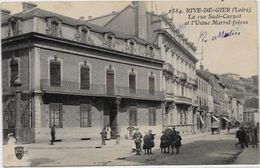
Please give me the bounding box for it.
[163,63,175,75]
[40,79,163,101]
[180,72,187,81]
[165,92,175,101]
[175,95,192,105]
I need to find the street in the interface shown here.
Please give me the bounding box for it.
[4,130,258,166]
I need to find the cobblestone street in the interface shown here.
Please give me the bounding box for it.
[4,130,259,166]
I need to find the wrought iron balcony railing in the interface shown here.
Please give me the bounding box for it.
[40,79,163,101]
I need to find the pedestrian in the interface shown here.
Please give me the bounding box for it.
[252,125,259,148]
[236,127,247,148]
[148,129,155,154]
[160,131,167,154]
[100,128,107,146]
[227,125,230,133]
[245,128,250,147]
[143,132,150,154]
[105,125,111,140]
[133,128,142,155]
[174,131,182,154]
[50,124,56,145]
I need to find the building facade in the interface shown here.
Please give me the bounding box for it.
[1,2,164,143]
[243,108,259,126]
[86,1,199,135]
[196,67,211,132]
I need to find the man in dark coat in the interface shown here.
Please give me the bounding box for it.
[236,127,247,148]
[51,124,56,145]
[174,131,182,154]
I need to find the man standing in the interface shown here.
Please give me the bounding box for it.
[51,124,56,145]
[133,128,142,155]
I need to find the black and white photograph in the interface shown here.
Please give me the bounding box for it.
[1,0,259,166]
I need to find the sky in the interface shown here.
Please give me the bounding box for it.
[1,0,258,78]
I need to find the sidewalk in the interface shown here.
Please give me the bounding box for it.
[234,146,260,164]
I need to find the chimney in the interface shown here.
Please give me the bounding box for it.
[22,2,37,12]
[88,16,92,20]
[133,1,147,40]
[79,16,85,21]
[1,9,11,19]
[200,64,204,70]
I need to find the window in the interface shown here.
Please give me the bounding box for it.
[129,71,136,94]
[80,64,90,90]
[107,36,113,48]
[11,21,19,36]
[149,75,155,95]
[129,41,135,54]
[50,59,61,87]
[49,103,63,128]
[46,17,61,37]
[10,57,19,87]
[149,46,154,58]
[106,66,114,95]
[149,108,156,126]
[80,104,91,127]
[129,107,137,126]
[180,110,183,125]
[81,29,88,43]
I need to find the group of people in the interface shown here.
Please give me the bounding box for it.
[160,127,182,154]
[132,127,182,155]
[235,124,259,149]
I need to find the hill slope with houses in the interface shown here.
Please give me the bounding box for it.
[219,74,258,109]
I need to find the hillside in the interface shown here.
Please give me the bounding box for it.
[219,75,258,106]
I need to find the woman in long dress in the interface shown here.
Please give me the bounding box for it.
[106,126,111,140]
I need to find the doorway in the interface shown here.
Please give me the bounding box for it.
[104,103,118,139]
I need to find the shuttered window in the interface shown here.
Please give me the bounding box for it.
[11,21,19,36]
[149,108,156,126]
[50,60,61,87]
[107,36,113,48]
[49,103,63,128]
[129,73,136,94]
[51,21,59,37]
[80,104,91,127]
[149,76,155,95]
[106,68,114,95]
[129,107,137,126]
[10,58,18,87]
[80,65,90,90]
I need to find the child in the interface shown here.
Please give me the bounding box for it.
[174,131,182,154]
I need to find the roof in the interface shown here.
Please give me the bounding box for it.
[196,69,210,81]
[2,8,151,45]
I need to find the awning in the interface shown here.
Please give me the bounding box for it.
[222,117,231,122]
[200,116,205,125]
[212,115,220,122]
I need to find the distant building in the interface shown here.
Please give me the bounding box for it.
[243,108,259,126]
[222,73,240,80]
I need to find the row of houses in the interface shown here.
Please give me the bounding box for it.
[1,2,244,143]
[196,65,244,133]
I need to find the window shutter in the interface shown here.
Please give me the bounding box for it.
[149,76,155,95]
[50,61,61,87]
[106,69,114,95]
[129,73,136,93]
[80,66,90,90]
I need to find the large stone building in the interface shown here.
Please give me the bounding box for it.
[196,66,211,132]
[1,2,165,143]
[243,108,259,126]
[87,1,199,135]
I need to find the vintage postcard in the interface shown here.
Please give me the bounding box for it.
[1,0,259,167]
